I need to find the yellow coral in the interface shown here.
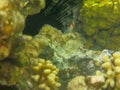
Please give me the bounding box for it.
[98,51,120,89]
[113,52,120,59]
[31,59,61,90]
[80,0,120,50]
[0,0,46,61]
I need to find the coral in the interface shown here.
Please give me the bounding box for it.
[9,24,84,65]
[0,0,87,90]
[0,0,46,60]
[67,76,87,90]
[0,23,85,89]
[0,0,63,90]
[0,58,61,90]
[101,54,116,89]
[95,51,120,90]
[0,60,32,90]
[80,0,120,50]
[40,24,63,45]
[40,24,84,47]
[2,0,120,90]
[8,24,87,90]
[10,33,49,65]
[0,0,25,60]
[66,50,120,90]
[31,59,61,90]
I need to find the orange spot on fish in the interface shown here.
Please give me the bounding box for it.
[70,21,75,28]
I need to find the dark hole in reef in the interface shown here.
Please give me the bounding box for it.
[23,0,84,36]
[23,0,63,36]
[0,85,19,90]
[23,12,62,36]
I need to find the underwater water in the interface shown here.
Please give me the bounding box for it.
[1,0,120,90]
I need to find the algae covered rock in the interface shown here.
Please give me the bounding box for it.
[39,25,85,69]
[80,0,120,50]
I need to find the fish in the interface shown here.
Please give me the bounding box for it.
[65,21,76,33]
